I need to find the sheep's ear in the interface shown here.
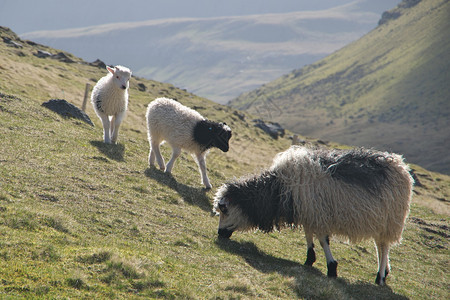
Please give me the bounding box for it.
[106,66,115,74]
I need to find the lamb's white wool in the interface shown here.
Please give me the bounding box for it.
[214,146,414,285]
[146,97,232,189]
[91,65,132,144]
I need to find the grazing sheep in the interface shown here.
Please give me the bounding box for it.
[91,65,132,144]
[146,97,232,189]
[214,146,414,285]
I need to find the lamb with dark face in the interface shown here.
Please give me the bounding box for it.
[214,146,414,285]
[146,97,232,189]
[193,120,232,153]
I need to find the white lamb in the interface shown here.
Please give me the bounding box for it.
[146,97,232,189]
[91,65,132,144]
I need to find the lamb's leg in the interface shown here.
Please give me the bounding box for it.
[99,113,111,144]
[151,141,165,170]
[149,144,156,166]
[319,235,338,277]
[195,152,212,189]
[110,115,116,142]
[165,147,181,173]
[375,241,390,285]
[111,111,126,144]
[304,230,316,266]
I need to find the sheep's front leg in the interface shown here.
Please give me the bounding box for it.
[319,235,338,277]
[99,114,111,144]
[195,152,212,189]
[111,111,126,144]
[304,230,316,266]
[110,115,116,142]
[165,147,181,174]
[375,241,390,285]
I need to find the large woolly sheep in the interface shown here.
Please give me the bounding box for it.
[214,146,414,285]
[146,97,232,189]
[91,65,132,144]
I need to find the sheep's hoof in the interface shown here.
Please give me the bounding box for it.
[327,261,338,278]
[304,247,316,266]
[375,272,386,285]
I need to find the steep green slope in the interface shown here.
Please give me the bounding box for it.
[1,26,449,299]
[231,0,450,175]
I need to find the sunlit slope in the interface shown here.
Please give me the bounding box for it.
[231,0,450,174]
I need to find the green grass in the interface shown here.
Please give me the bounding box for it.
[0,25,449,299]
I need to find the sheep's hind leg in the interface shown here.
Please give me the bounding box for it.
[149,145,156,166]
[375,241,390,285]
[99,114,111,144]
[319,235,338,277]
[151,141,165,170]
[195,152,212,189]
[165,147,181,174]
[304,230,316,266]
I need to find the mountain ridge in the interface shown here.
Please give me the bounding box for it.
[230,0,450,174]
[20,4,384,103]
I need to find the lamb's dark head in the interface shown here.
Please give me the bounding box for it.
[193,120,232,152]
[213,183,252,239]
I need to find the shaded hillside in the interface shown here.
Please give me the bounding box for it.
[1,26,449,299]
[19,2,389,104]
[231,0,450,174]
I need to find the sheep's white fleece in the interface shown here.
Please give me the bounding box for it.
[146,97,205,154]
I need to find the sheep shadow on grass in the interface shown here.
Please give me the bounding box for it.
[90,141,125,162]
[215,239,408,299]
[145,166,211,212]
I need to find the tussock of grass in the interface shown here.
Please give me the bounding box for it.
[66,276,86,290]
[78,251,113,264]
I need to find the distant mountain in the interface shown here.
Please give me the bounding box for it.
[230,0,450,174]
[20,1,394,104]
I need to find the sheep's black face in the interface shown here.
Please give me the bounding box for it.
[193,120,232,152]
[216,200,235,239]
[214,189,252,239]
[215,123,232,152]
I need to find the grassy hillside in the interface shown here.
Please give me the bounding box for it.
[1,26,449,299]
[231,0,450,175]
